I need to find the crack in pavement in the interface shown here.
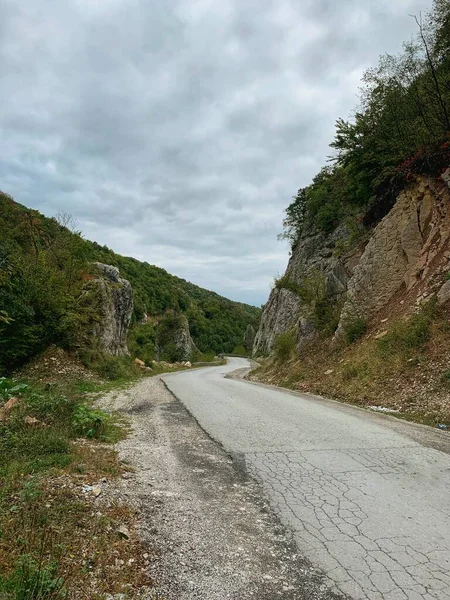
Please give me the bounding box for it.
[163,358,450,600]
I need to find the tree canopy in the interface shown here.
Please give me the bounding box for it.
[0,193,260,372]
[280,0,450,247]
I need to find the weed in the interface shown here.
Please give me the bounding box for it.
[0,555,67,600]
[0,378,28,400]
[72,404,109,439]
[377,301,436,359]
[341,363,366,381]
[344,318,367,344]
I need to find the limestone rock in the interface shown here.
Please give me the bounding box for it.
[116,525,130,540]
[253,224,363,356]
[254,172,450,356]
[243,325,256,352]
[156,314,198,362]
[437,280,450,305]
[81,263,133,356]
[334,176,450,343]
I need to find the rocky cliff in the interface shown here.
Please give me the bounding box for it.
[156,313,199,362]
[254,172,450,356]
[82,262,133,356]
[253,225,362,355]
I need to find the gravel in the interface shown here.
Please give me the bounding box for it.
[97,375,344,600]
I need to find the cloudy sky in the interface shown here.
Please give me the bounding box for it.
[0,0,432,306]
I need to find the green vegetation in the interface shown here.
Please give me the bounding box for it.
[280,0,450,246]
[275,271,341,336]
[344,317,368,345]
[0,374,150,599]
[274,329,297,362]
[0,193,260,373]
[254,299,450,426]
[231,345,247,356]
[376,301,437,359]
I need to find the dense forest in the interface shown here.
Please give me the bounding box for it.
[0,193,260,372]
[280,0,450,246]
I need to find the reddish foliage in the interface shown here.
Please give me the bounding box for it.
[396,139,450,182]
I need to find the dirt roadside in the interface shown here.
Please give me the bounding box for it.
[97,375,344,600]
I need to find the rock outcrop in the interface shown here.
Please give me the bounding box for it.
[156,314,198,362]
[243,325,256,352]
[334,176,450,342]
[254,173,450,356]
[253,225,363,356]
[82,262,133,356]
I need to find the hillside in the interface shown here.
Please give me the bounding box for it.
[0,193,260,373]
[252,0,450,425]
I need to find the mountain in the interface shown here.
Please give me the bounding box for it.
[0,192,260,372]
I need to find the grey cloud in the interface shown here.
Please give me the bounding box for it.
[0,0,432,304]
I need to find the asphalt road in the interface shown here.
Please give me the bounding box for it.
[163,358,450,600]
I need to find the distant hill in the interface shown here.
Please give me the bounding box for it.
[0,192,260,371]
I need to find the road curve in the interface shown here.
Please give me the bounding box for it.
[162,358,450,600]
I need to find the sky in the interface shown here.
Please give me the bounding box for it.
[0,0,433,306]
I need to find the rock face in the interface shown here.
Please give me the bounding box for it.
[334,176,450,342]
[243,325,256,352]
[254,173,450,356]
[83,262,133,356]
[156,314,198,362]
[253,225,363,356]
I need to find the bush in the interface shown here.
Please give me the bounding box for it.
[341,363,366,381]
[72,404,109,439]
[273,330,296,362]
[128,322,156,364]
[0,378,28,400]
[344,318,367,344]
[440,370,450,386]
[231,345,247,356]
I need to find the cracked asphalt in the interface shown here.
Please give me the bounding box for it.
[163,358,450,600]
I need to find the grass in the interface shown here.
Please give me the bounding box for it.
[251,300,450,427]
[0,372,149,599]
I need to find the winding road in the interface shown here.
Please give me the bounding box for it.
[163,358,450,600]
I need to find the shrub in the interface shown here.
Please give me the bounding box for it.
[128,322,156,364]
[72,404,109,439]
[0,378,28,400]
[231,345,247,356]
[273,330,296,362]
[79,350,136,381]
[344,318,367,344]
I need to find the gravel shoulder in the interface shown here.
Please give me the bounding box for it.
[97,374,344,600]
